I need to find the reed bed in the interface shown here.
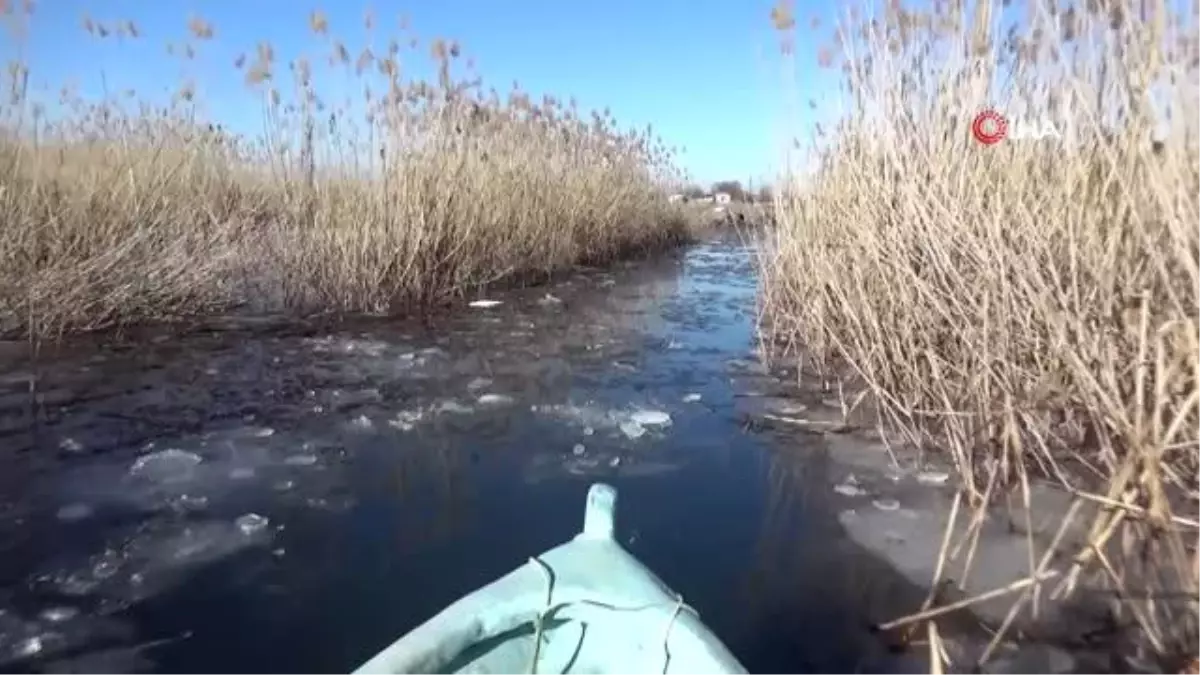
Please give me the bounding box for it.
[0,3,691,339]
[762,0,1198,669]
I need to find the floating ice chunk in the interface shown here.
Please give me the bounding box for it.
[608,456,621,468]
[872,498,901,511]
[56,503,93,522]
[59,438,84,453]
[13,635,45,658]
[682,393,702,403]
[916,470,950,486]
[572,444,586,456]
[569,454,608,473]
[538,294,562,306]
[129,449,202,483]
[468,299,502,308]
[306,336,390,357]
[284,453,319,467]
[38,607,79,623]
[388,409,423,432]
[434,400,473,415]
[306,496,357,512]
[235,513,269,536]
[70,520,271,595]
[466,377,493,392]
[833,474,867,497]
[229,467,256,480]
[477,393,514,406]
[582,426,595,436]
[90,552,121,581]
[629,410,671,427]
[349,415,374,430]
[55,572,100,597]
[251,427,275,437]
[834,483,867,497]
[172,494,208,511]
[766,399,808,415]
[619,421,646,440]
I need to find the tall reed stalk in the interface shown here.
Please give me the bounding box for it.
[764,0,1198,668]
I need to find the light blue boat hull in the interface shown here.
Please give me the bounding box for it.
[354,483,747,674]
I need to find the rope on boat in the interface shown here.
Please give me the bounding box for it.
[660,594,687,674]
[526,555,697,675]
[529,556,554,675]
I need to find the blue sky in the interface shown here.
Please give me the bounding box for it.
[4,0,848,188]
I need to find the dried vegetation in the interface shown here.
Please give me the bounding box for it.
[763,0,1199,670]
[0,2,690,338]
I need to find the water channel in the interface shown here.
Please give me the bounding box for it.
[0,234,927,673]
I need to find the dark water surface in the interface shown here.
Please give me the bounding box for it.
[0,235,921,673]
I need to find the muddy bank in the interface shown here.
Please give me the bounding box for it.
[731,349,1197,673]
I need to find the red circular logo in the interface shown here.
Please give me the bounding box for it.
[972,110,1007,145]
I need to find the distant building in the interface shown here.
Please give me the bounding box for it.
[668,194,684,204]
[714,192,732,205]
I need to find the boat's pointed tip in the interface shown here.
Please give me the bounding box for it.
[588,482,617,497]
[581,483,617,539]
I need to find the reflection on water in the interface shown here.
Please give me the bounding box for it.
[0,236,920,673]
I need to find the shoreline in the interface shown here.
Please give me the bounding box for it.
[739,341,1196,673]
[1,224,707,345]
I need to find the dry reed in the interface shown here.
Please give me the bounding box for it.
[763,0,1198,669]
[0,4,691,339]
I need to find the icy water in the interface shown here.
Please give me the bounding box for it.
[0,235,926,673]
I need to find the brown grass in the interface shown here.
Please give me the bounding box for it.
[762,0,1198,669]
[0,5,691,339]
